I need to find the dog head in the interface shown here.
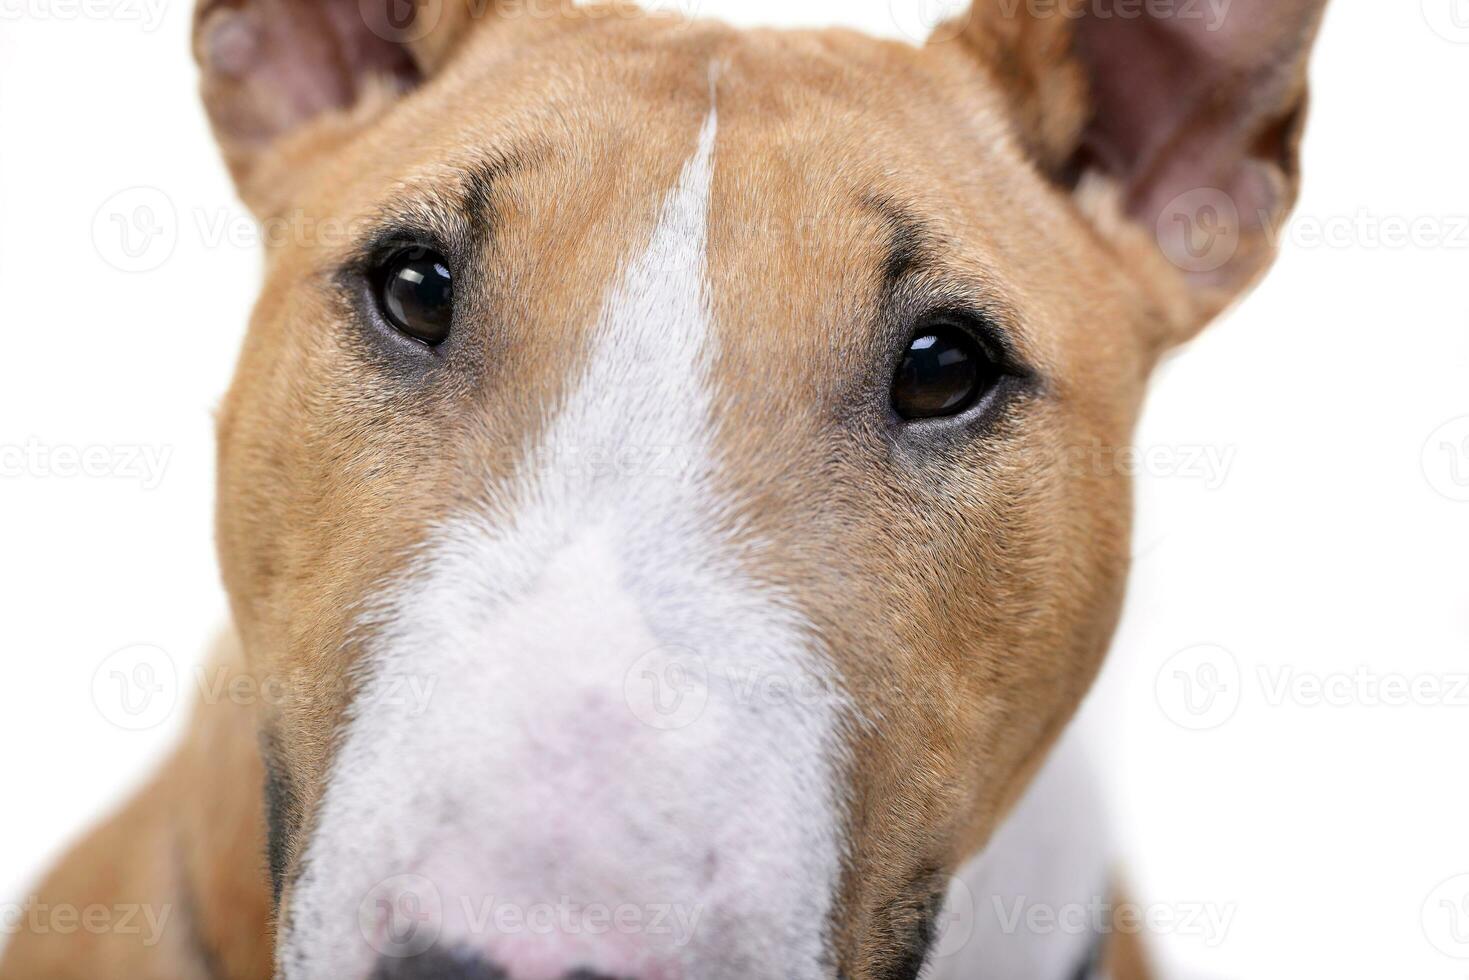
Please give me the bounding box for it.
[196,1,1324,976]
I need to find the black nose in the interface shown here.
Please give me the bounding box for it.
[371,954,634,980]
[371,950,506,980]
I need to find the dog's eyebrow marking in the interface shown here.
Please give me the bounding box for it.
[862,194,933,294]
[334,147,547,307]
[347,145,544,259]
[460,145,544,242]
[860,194,1038,378]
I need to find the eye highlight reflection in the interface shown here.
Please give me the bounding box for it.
[373,247,454,346]
[890,323,999,420]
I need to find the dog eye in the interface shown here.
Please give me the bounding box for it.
[891,321,999,420]
[373,247,453,346]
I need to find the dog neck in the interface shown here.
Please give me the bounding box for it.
[928,722,1112,980]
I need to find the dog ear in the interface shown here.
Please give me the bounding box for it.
[945,0,1328,341]
[193,0,484,213]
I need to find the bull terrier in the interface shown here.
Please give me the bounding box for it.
[0,0,1326,976]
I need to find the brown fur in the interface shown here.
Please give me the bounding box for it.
[3,1,1326,977]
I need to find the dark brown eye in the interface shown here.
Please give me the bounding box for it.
[891,323,998,420]
[374,247,453,345]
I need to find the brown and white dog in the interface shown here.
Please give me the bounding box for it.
[2,1,1326,977]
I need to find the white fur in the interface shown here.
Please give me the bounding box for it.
[279,109,849,980]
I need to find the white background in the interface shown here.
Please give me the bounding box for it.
[1,1,1466,977]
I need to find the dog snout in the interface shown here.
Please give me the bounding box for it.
[371,949,506,979]
[371,951,637,980]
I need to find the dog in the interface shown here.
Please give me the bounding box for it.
[0,0,1326,977]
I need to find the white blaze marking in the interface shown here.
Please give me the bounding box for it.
[280,109,848,980]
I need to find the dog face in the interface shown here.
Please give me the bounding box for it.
[197,1,1323,977]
